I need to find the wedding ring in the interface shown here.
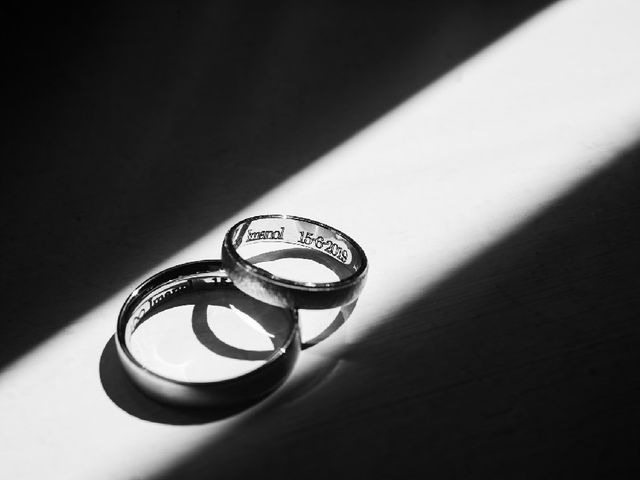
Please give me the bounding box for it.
[116,260,300,408]
[222,214,368,309]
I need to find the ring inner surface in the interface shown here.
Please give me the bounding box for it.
[124,272,294,383]
[232,217,363,284]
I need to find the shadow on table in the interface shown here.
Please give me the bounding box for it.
[100,336,249,425]
[100,258,352,423]
[149,140,640,477]
[0,0,554,370]
[100,331,343,425]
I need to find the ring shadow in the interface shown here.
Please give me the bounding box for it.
[244,247,359,349]
[99,335,251,425]
[101,287,294,424]
[191,291,291,361]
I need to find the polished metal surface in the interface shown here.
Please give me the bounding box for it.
[116,260,300,408]
[222,214,369,309]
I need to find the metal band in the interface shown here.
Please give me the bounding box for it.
[222,215,368,309]
[116,260,300,408]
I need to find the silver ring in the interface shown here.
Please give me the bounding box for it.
[222,214,368,309]
[116,260,300,408]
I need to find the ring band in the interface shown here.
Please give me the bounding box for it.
[222,214,368,309]
[116,260,300,408]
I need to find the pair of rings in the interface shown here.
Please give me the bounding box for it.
[116,214,368,408]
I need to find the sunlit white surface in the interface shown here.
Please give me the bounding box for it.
[2,0,640,478]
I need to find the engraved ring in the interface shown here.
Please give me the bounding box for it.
[222,214,368,309]
[116,260,300,407]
